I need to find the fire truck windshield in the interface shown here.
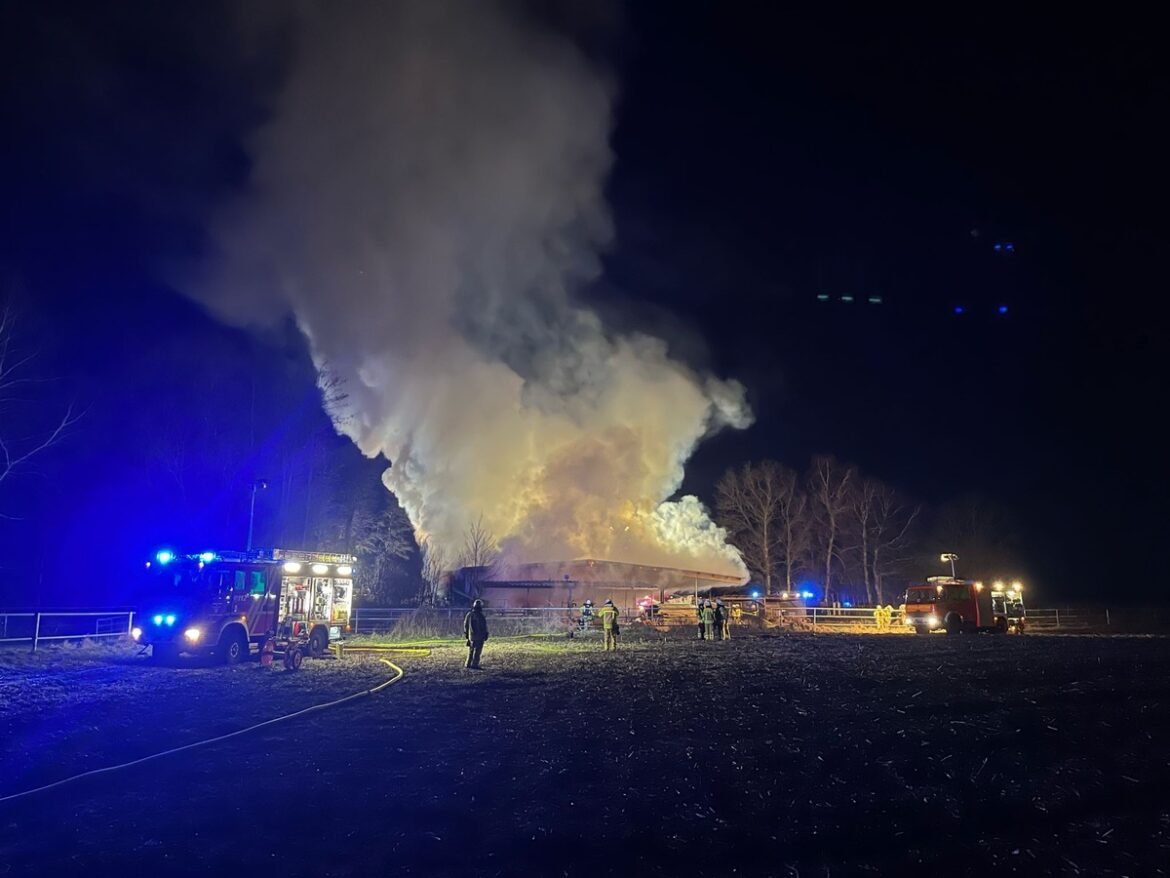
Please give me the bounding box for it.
[905,587,937,603]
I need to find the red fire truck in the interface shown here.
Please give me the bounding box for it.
[132,547,355,663]
[902,576,1018,635]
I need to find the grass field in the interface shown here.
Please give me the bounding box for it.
[2,631,1168,876]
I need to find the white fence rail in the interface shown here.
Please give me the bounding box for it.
[780,606,1113,630]
[0,610,136,651]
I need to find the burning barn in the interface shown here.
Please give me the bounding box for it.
[449,559,744,613]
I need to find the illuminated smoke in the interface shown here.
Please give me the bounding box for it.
[191,1,752,576]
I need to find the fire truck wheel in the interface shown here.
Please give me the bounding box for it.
[309,627,329,658]
[944,613,963,635]
[284,647,304,671]
[220,628,249,665]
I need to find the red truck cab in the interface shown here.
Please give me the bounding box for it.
[903,577,1005,635]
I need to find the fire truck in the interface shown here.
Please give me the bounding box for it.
[132,548,355,663]
[902,576,1024,635]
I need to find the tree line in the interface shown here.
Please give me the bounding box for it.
[715,457,1021,605]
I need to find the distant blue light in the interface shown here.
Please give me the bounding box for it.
[954,306,965,315]
[751,590,761,599]
[816,294,830,301]
[801,590,814,600]
[153,614,163,625]
[843,601,853,608]
[1004,242,1015,252]
[997,305,1009,315]
[840,295,854,303]
[156,550,175,565]
[199,552,216,563]
[993,243,1002,252]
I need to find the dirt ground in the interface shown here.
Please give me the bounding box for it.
[2,631,1168,876]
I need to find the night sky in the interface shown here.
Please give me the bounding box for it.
[1,3,1166,604]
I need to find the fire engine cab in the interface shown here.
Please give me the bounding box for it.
[133,548,355,663]
[903,576,1021,635]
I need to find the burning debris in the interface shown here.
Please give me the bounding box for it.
[189,1,750,575]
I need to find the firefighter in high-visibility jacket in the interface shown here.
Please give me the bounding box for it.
[702,600,716,641]
[599,599,619,651]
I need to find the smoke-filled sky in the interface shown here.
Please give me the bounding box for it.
[191,1,751,574]
[2,2,1166,600]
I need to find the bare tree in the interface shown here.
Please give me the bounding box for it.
[418,535,449,605]
[715,460,807,594]
[455,514,500,601]
[0,306,79,506]
[807,455,856,602]
[869,484,920,604]
[850,477,920,604]
[458,513,499,570]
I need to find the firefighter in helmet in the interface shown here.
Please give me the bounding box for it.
[718,599,731,640]
[702,600,716,641]
[580,599,595,632]
[697,600,706,640]
[599,599,620,651]
[463,599,489,669]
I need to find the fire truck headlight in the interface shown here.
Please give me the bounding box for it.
[131,627,142,640]
[903,616,914,626]
[927,615,939,628]
[183,627,202,643]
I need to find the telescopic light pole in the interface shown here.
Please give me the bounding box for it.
[940,553,958,579]
[246,478,269,552]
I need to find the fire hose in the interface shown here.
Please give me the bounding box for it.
[0,647,430,805]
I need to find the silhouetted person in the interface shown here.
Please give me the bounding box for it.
[464,599,489,669]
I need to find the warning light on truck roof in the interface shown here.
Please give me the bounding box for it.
[156,550,175,565]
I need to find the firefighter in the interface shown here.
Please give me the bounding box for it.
[599,599,619,651]
[697,600,706,640]
[713,600,726,641]
[702,600,716,641]
[580,599,595,632]
[884,604,896,628]
[731,603,743,625]
[718,599,731,640]
[463,599,489,669]
[873,605,884,628]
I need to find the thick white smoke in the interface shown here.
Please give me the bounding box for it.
[193,1,752,576]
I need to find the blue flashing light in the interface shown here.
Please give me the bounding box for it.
[801,590,815,600]
[153,614,163,625]
[997,305,1009,315]
[992,243,1002,252]
[156,550,175,565]
[199,552,216,563]
[751,590,761,599]
[953,306,965,315]
[165,614,176,626]
[867,296,883,304]
[816,293,830,301]
[840,295,854,303]
[843,601,853,608]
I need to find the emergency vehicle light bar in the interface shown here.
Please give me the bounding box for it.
[269,548,357,565]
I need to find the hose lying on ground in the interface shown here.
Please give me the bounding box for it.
[0,648,427,805]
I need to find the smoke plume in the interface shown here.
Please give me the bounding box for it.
[193,1,752,576]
